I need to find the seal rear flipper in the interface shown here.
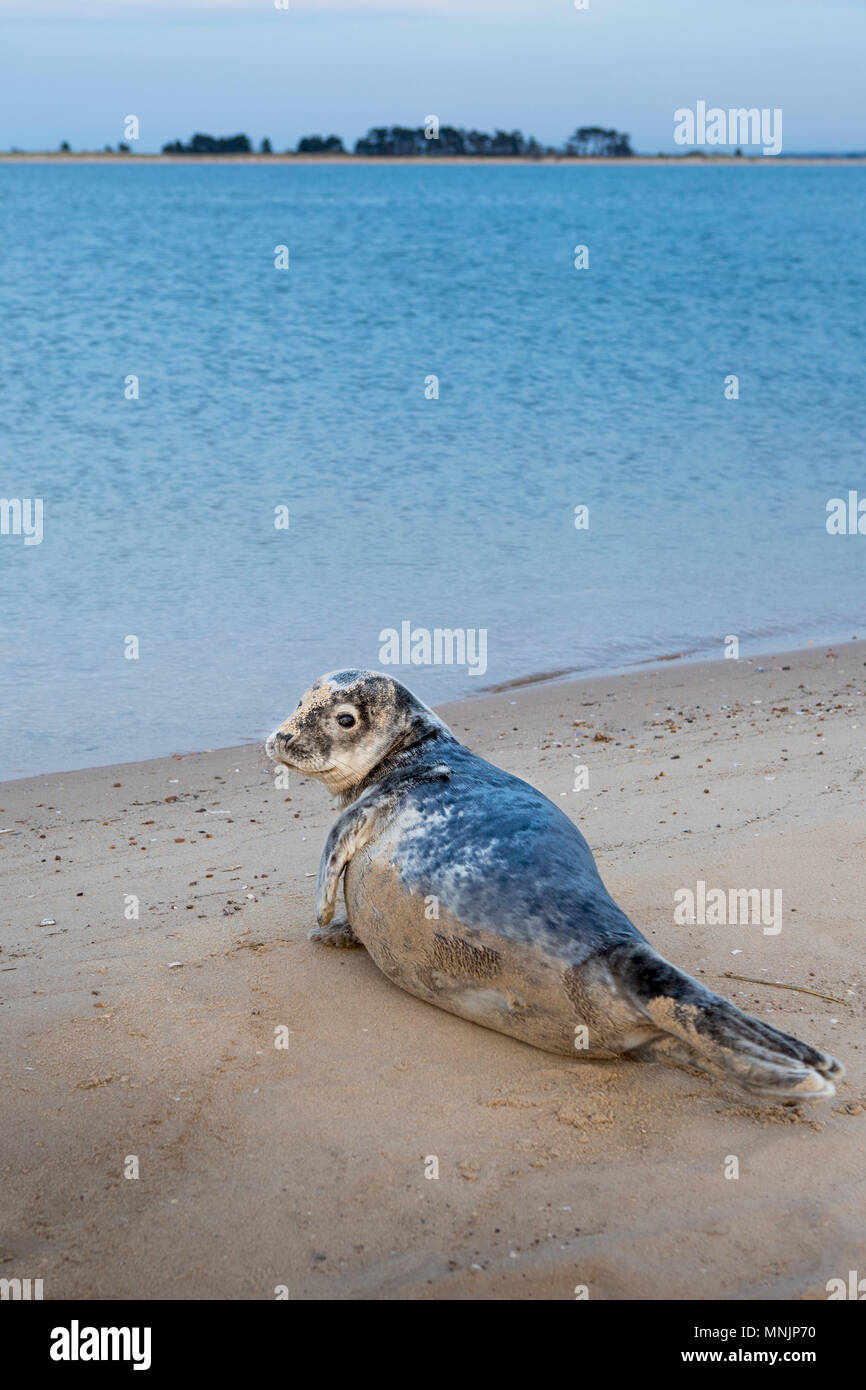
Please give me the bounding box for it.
[609,943,843,1101]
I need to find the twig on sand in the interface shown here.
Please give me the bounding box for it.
[713,972,847,1005]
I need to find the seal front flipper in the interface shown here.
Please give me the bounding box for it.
[308,918,364,949]
[612,943,844,1101]
[314,790,395,927]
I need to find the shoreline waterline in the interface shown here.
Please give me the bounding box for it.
[3,634,861,788]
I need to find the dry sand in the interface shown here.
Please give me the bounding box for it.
[1,641,864,1300]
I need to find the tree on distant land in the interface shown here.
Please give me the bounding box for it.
[296,134,345,153]
[566,126,633,157]
[161,133,253,155]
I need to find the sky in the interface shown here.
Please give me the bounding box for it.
[0,0,864,154]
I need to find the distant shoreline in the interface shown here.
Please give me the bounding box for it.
[1,152,865,166]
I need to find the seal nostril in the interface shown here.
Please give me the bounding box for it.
[278,730,295,743]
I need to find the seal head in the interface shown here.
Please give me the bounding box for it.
[266,669,453,802]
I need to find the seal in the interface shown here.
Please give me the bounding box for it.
[266,669,843,1102]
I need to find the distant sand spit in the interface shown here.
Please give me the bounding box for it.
[2,153,865,165]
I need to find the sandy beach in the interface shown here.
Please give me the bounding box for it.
[1,640,863,1301]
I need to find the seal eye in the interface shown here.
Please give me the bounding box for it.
[336,713,356,729]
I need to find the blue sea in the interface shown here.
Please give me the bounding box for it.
[1,163,865,779]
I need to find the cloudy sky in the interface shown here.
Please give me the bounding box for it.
[1,0,864,153]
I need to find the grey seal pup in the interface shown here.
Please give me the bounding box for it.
[266,669,843,1102]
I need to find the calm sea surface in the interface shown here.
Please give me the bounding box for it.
[1,163,864,778]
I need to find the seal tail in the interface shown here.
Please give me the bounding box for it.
[611,943,843,1101]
